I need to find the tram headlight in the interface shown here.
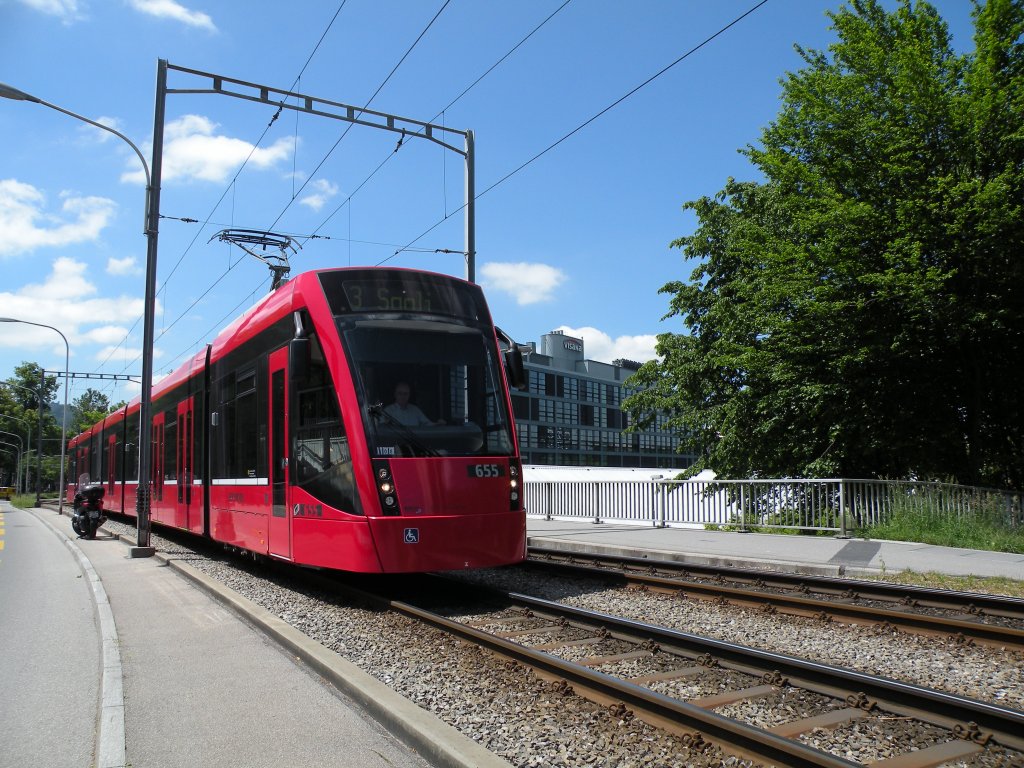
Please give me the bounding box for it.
[509,461,523,510]
[373,460,400,515]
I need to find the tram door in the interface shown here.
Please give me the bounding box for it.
[268,348,291,559]
[106,435,118,511]
[175,397,196,531]
[151,412,165,504]
[106,436,117,494]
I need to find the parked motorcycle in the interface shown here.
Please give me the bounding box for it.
[71,479,106,540]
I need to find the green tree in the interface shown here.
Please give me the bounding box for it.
[70,388,113,436]
[5,362,59,411]
[1,362,65,490]
[626,0,1024,489]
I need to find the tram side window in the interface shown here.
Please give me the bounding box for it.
[192,390,203,482]
[112,421,125,482]
[90,432,102,481]
[124,415,139,481]
[163,407,177,481]
[101,429,110,485]
[292,334,358,513]
[214,367,260,481]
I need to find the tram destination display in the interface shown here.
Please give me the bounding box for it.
[320,270,486,322]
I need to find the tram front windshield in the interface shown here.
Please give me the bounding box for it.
[342,320,514,458]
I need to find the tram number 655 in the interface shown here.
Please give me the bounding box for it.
[468,463,504,479]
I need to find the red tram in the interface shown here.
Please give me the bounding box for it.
[67,268,527,572]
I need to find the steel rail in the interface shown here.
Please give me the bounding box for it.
[89,514,1023,764]
[526,555,1024,650]
[78,522,851,766]
[499,590,1024,753]
[387,597,860,768]
[529,546,1024,619]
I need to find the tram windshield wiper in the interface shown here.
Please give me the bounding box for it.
[368,403,442,458]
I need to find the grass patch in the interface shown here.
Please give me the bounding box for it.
[867,504,1024,555]
[10,493,58,510]
[859,570,1024,598]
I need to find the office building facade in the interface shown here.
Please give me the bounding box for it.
[511,330,692,469]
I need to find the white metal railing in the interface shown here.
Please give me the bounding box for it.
[524,478,1023,534]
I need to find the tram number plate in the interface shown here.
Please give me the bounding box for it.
[468,463,505,479]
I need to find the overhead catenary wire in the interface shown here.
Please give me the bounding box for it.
[94,2,351,383]
[154,1,351,298]
[103,2,764,400]
[262,0,452,236]
[159,274,271,375]
[380,0,772,265]
[111,0,457,389]
[105,0,574,381]
[305,0,575,243]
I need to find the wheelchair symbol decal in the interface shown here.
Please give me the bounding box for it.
[403,528,420,544]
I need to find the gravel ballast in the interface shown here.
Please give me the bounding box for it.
[100,519,1024,767]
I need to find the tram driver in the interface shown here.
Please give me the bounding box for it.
[384,381,445,427]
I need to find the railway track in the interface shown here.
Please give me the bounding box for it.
[323,572,1024,768]
[94,514,1024,767]
[528,547,1024,651]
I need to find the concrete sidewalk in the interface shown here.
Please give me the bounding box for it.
[526,516,1024,580]
[22,505,510,768]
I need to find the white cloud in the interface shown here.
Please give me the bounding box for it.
[79,116,125,144]
[299,179,339,211]
[17,0,82,22]
[127,0,216,31]
[94,343,142,364]
[121,115,294,185]
[555,325,658,365]
[84,326,133,345]
[107,256,143,276]
[479,261,566,305]
[0,257,151,360]
[0,179,117,257]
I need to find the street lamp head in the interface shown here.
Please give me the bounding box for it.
[0,82,42,104]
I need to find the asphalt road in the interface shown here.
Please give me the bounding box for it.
[0,500,98,768]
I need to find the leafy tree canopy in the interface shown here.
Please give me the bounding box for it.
[1,362,65,486]
[70,388,115,437]
[625,0,1024,489]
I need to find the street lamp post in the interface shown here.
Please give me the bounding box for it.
[0,380,45,506]
[0,319,69,513]
[0,80,159,554]
[0,414,32,494]
[0,436,23,494]
[0,445,20,490]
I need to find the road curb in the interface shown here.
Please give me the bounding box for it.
[29,506,127,768]
[109,529,512,768]
[527,535,886,579]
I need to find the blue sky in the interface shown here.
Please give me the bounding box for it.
[0,0,975,407]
